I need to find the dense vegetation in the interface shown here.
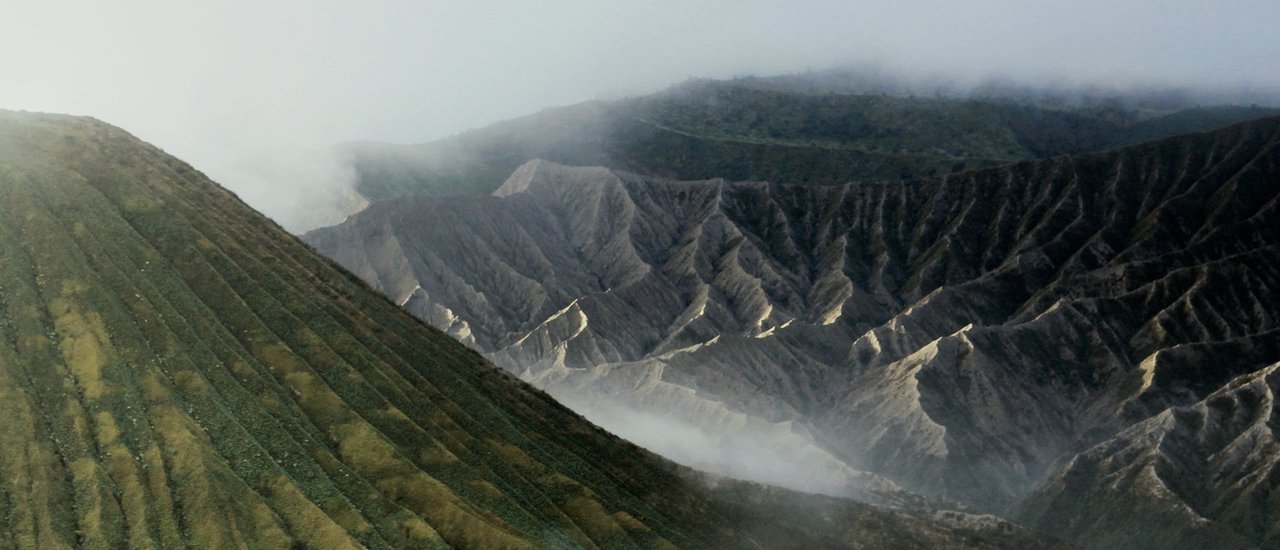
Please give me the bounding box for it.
[0,111,1069,548]
[346,79,1278,202]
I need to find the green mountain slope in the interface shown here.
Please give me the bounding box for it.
[346,79,1278,202]
[0,112,1068,549]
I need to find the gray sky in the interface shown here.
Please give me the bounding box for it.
[3,0,1278,228]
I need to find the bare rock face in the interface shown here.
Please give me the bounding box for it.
[306,117,1280,540]
[1017,363,1280,550]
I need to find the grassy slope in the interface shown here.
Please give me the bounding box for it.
[347,80,1279,202]
[0,111,1067,549]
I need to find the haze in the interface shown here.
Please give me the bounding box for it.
[3,0,1279,231]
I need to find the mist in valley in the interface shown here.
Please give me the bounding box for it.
[552,391,889,500]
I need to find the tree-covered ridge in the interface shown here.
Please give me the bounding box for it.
[346,78,1278,202]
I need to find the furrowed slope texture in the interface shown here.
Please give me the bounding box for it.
[346,80,1278,202]
[0,111,1062,549]
[306,116,1280,528]
[1017,363,1280,550]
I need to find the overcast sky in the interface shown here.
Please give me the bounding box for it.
[3,0,1278,228]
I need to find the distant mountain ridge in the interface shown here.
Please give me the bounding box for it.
[342,78,1279,204]
[308,116,1280,549]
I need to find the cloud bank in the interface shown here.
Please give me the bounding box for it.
[3,1,1278,225]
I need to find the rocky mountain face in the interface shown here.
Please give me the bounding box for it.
[0,110,1066,549]
[307,116,1280,548]
[1017,363,1280,549]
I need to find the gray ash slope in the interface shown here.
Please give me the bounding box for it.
[1017,362,1280,550]
[306,116,1280,548]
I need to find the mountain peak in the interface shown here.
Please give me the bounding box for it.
[492,158,547,196]
[493,158,624,198]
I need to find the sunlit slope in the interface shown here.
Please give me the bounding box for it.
[0,112,1066,549]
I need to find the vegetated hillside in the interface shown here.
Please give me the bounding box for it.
[0,111,1067,549]
[344,78,1278,202]
[710,68,1280,112]
[307,117,1280,549]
